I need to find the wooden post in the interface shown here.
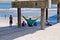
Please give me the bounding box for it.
[46,8,48,22]
[41,8,45,30]
[15,0,22,28]
[57,3,60,23]
[17,8,21,28]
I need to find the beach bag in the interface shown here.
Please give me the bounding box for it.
[33,22,37,26]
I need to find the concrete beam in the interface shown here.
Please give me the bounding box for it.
[52,0,58,4]
[12,1,46,8]
[0,0,46,2]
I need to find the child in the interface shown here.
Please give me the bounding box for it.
[22,21,26,27]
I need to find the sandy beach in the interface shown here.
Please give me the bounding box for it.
[0,1,60,40]
[0,17,60,40]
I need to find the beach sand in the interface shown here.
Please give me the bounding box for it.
[0,17,60,40]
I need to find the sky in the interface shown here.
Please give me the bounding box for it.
[0,2,11,8]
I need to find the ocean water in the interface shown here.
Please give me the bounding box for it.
[0,8,57,22]
[0,3,58,23]
[48,15,57,22]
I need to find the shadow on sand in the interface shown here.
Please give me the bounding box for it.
[0,23,57,40]
[0,25,40,40]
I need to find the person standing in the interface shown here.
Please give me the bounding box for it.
[9,15,13,26]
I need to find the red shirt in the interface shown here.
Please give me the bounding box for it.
[9,17,13,21]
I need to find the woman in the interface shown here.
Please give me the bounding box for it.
[9,15,13,26]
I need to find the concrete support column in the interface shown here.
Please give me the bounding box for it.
[49,0,51,8]
[41,8,45,30]
[57,3,60,23]
[46,8,48,22]
[17,8,21,28]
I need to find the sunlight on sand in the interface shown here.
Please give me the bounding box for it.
[13,23,60,40]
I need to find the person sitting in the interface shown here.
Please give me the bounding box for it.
[22,16,39,27]
[22,21,26,27]
[46,21,52,26]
